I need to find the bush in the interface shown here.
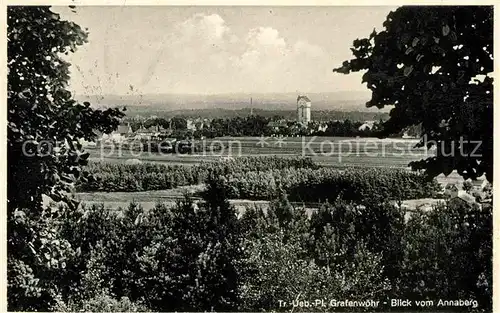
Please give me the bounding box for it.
[308,200,405,283]
[60,202,179,309]
[59,178,243,312]
[238,196,491,312]
[168,177,242,311]
[54,294,149,312]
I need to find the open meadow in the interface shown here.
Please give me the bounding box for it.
[76,137,470,213]
[87,136,430,168]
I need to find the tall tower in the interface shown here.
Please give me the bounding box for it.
[297,95,312,124]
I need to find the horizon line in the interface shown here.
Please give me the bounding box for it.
[74,90,371,97]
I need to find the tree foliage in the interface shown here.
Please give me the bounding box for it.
[130,115,384,138]
[7,6,124,310]
[220,167,441,202]
[334,6,493,182]
[401,199,492,308]
[77,156,318,192]
[49,185,492,312]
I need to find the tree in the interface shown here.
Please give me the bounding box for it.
[171,116,187,130]
[402,200,492,310]
[238,199,390,311]
[334,6,493,182]
[7,6,124,310]
[167,177,242,311]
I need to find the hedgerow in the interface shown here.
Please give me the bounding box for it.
[77,156,319,192]
[221,167,442,202]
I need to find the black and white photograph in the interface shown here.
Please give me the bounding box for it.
[5,3,494,312]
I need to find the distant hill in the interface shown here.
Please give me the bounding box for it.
[75,91,392,115]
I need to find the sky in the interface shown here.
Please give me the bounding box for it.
[52,6,397,96]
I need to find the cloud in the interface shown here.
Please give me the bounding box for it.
[65,11,335,95]
[175,13,231,44]
[51,6,389,96]
[149,13,331,94]
[230,25,330,93]
[246,27,286,48]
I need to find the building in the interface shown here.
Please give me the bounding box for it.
[114,123,133,136]
[186,119,196,131]
[103,123,133,143]
[136,125,162,139]
[358,121,375,131]
[297,95,311,124]
[317,123,328,132]
[447,191,477,206]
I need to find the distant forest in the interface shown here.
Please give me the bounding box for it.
[125,107,390,122]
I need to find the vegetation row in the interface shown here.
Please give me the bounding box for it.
[78,158,441,204]
[221,167,441,202]
[76,156,319,192]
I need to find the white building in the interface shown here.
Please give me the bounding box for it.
[186,119,196,131]
[297,95,311,124]
[113,123,133,136]
[317,123,328,132]
[358,121,375,131]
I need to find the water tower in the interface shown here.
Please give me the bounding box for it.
[297,95,311,124]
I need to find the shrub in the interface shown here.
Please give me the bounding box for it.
[60,178,244,312]
[54,293,149,312]
[308,200,405,284]
[170,176,242,311]
[57,202,175,308]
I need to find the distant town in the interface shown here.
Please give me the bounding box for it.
[97,95,420,146]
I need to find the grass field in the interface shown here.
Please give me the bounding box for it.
[78,136,478,212]
[88,136,430,168]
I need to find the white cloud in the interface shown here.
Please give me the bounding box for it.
[51,6,393,96]
[228,25,330,93]
[65,11,337,95]
[175,13,230,42]
[246,27,286,48]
